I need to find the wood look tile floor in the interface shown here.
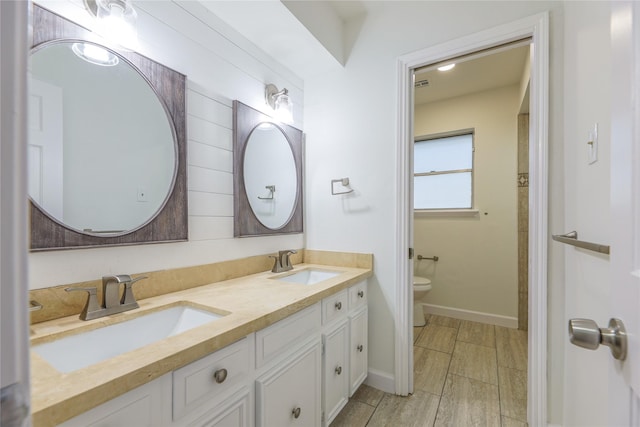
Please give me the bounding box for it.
[330,313,528,427]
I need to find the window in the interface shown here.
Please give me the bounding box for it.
[414,131,474,210]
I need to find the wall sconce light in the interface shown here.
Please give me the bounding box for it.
[265,83,293,124]
[84,0,138,49]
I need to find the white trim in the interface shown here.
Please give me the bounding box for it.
[363,368,395,394]
[395,12,549,426]
[0,0,31,422]
[394,47,414,397]
[421,303,518,329]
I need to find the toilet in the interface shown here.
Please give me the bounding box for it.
[413,276,432,327]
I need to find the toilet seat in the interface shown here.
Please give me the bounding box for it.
[413,276,431,286]
[413,276,432,327]
[414,284,432,292]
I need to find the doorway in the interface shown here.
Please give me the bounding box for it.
[394,13,549,426]
[412,42,530,330]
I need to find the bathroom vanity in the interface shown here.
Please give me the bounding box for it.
[30,263,371,427]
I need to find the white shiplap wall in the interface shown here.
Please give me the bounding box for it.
[29,0,304,288]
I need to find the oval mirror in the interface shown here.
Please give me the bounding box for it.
[243,123,297,230]
[28,40,176,235]
[233,100,303,237]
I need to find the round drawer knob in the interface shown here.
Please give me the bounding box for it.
[357,344,364,352]
[335,366,342,375]
[292,407,301,419]
[358,290,364,298]
[213,368,228,384]
[335,301,342,310]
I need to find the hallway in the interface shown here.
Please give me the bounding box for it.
[330,314,528,426]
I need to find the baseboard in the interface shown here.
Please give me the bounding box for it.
[421,303,518,328]
[363,368,395,394]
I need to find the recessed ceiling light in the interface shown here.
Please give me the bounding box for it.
[437,63,456,72]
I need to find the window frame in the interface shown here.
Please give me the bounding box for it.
[413,128,476,214]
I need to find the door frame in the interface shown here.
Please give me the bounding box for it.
[394,12,549,426]
[0,0,31,425]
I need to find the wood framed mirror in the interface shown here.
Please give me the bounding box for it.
[29,5,187,251]
[233,101,303,237]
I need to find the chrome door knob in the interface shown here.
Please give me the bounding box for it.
[568,318,627,360]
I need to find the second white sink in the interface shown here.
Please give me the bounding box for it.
[272,268,341,285]
[32,304,225,373]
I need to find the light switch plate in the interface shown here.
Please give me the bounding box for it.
[588,123,598,164]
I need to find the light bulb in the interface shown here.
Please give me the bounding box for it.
[95,0,138,49]
[437,63,456,72]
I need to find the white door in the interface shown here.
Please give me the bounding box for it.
[608,1,640,424]
[564,2,640,424]
[28,77,64,219]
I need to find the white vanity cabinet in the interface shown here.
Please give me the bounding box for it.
[58,373,173,427]
[321,281,368,425]
[55,280,368,427]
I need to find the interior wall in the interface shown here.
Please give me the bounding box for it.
[28,0,305,289]
[562,2,611,425]
[413,84,520,322]
[302,0,565,422]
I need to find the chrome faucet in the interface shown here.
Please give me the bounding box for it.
[270,250,297,273]
[66,275,147,320]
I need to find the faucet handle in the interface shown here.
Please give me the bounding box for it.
[102,274,131,283]
[279,249,297,269]
[269,255,282,273]
[65,287,100,320]
[120,276,148,306]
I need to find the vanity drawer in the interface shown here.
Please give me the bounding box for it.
[255,303,321,369]
[322,289,348,325]
[349,281,368,311]
[173,338,250,421]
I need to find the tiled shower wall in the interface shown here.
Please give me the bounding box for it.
[517,114,529,331]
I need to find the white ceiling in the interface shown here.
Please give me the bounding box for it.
[414,44,530,105]
[195,1,529,104]
[196,0,367,79]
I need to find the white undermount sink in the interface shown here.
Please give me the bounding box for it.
[32,305,225,373]
[271,268,341,285]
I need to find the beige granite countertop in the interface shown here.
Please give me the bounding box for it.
[30,263,372,426]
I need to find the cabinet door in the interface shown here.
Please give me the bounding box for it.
[256,340,322,427]
[58,374,172,427]
[323,320,349,426]
[188,388,253,427]
[173,337,250,421]
[322,289,348,325]
[255,303,321,369]
[348,281,367,313]
[349,307,368,396]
